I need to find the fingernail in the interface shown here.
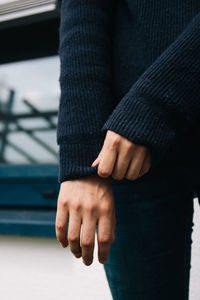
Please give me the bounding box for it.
[74,253,82,258]
[83,258,93,266]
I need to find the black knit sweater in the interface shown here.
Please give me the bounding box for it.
[57,0,200,184]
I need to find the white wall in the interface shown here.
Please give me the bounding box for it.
[0,234,112,300]
[0,197,199,300]
[189,197,200,300]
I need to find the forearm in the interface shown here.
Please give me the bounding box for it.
[101,11,200,168]
[57,0,114,183]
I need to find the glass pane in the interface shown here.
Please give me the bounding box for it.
[0,55,60,165]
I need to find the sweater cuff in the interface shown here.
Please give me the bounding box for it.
[58,140,104,183]
[101,90,176,169]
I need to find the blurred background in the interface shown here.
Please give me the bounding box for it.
[0,1,199,299]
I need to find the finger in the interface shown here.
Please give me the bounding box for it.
[91,148,104,166]
[125,147,146,180]
[67,209,82,258]
[111,144,135,180]
[138,152,151,178]
[97,143,118,178]
[81,212,97,266]
[91,156,100,167]
[55,199,69,248]
[97,213,114,264]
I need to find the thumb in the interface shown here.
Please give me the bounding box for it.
[91,155,100,167]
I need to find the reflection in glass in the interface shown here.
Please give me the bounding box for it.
[0,55,60,164]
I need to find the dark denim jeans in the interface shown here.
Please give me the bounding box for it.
[98,164,197,300]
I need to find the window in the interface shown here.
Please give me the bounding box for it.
[0,56,59,165]
[0,5,60,237]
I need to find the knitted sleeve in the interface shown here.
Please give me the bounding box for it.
[57,0,114,183]
[101,11,200,169]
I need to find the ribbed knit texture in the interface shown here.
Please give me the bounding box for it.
[57,0,200,183]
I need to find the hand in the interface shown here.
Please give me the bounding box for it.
[55,174,116,266]
[91,130,151,180]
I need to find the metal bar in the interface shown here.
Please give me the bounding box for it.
[4,140,37,163]
[0,111,57,121]
[23,99,56,128]
[0,90,37,164]
[0,90,58,161]
[15,122,58,157]
[0,127,55,134]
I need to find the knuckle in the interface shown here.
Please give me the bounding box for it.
[55,222,65,232]
[68,235,80,243]
[83,203,96,213]
[110,136,120,147]
[99,235,111,244]
[81,240,94,248]
[71,201,82,211]
[59,197,69,208]
[98,168,110,177]
[125,142,134,152]
[100,203,111,215]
